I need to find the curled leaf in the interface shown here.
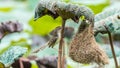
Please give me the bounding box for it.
[94,8,120,34]
[0,21,23,40]
[34,0,94,23]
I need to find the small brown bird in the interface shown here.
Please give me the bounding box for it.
[69,19,109,66]
[48,26,74,48]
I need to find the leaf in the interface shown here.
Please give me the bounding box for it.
[70,0,110,14]
[12,56,58,68]
[29,16,62,35]
[36,56,58,68]
[27,0,39,10]
[94,8,120,34]
[0,7,13,12]
[0,38,30,56]
[0,46,27,67]
[102,45,120,58]
[67,64,73,68]
[0,62,5,68]
[36,46,58,57]
[34,0,94,23]
[88,2,109,14]
[0,21,23,40]
[62,0,70,3]
[70,0,108,5]
[34,0,59,20]
[31,61,38,68]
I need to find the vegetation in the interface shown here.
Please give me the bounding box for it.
[0,0,120,68]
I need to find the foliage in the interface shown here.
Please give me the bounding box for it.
[34,0,120,35]
[102,45,120,58]
[0,21,23,40]
[0,0,120,68]
[0,46,27,67]
[0,38,29,55]
[69,0,110,14]
[11,56,58,68]
[34,0,94,22]
[29,16,62,36]
[27,0,39,10]
[0,62,4,68]
[0,7,13,12]
[94,8,120,34]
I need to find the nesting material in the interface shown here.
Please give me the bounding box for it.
[69,24,109,65]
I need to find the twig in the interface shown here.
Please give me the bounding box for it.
[104,25,119,68]
[58,18,66,68]
[32,36,59,53]
[32,42,48,53]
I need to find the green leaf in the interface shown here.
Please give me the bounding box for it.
[67,64,73,68]
[63,0,70,3]
[94,8,120,33]
[69,0,110,14]
[70,0,108,5]
[0,62,5,68]
[31,61,38,68]
[0,7,13,12]
[0,46,27,67]
[88,3,109,14]
[29,15,62,36]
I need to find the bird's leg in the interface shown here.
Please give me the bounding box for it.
[104,25,119,68]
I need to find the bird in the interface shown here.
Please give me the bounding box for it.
[69,19,109,67]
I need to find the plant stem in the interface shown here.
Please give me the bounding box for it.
[58,18,66,68]
[19,58,24,68]
[32,43,48,53]
[104,25,119,68]
[62,40,65,68]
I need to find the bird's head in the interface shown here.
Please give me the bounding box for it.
[77,17,94,33]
